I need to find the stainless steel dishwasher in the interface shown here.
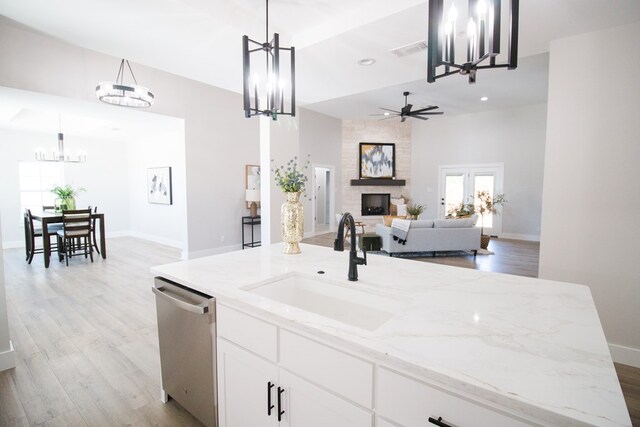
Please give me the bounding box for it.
[153,277,217,427]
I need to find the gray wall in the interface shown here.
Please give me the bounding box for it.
[539,22,640,366]
[0,17,259,257]
[411,104,547,240]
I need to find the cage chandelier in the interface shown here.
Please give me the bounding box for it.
[427,0,519,84]
[35,115,86,163]
[242,0,296,119]
[96,59,154,108]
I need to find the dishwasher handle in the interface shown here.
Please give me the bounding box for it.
[152,286,210,315]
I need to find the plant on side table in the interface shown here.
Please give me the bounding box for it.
[272,156,310,255]
[51,185,86,212]
[475,191,506,249]
[406,204,425,220]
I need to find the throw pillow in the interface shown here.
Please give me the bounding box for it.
[396,204,407,216]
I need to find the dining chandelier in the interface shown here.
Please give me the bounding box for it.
[427,0,519,84]
[96,59,154,108]
[242,0,296,119]
[35,115,86,163]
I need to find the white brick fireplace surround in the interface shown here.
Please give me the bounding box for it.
[341,120,411,229]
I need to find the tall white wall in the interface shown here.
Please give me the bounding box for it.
[126,124,188,249]
[0,18,259,257]
[0,128,130,245]
[539,22,640,367]
[0,212,15,372]
[411,104,547,240]
[299,108,343,234]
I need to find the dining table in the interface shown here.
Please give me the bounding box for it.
[31,211,106,268]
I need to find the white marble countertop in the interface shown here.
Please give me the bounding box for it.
[151,243,630,427]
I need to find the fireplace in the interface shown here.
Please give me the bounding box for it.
[361,193,390,216]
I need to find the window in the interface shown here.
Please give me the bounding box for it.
[18,161,64,218]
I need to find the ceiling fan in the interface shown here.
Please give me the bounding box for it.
[372,92,443,122]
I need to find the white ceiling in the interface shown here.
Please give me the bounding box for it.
[1,0,639,118]
[0,86,183,142]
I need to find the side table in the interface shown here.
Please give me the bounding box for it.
[242,216,261,249]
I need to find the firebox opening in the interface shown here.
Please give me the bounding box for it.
[361,193,390,216]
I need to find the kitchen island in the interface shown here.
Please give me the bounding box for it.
[151,243,631,427]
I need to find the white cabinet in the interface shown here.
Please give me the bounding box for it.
[217,339,279,427]
[280,369,373,427]
[218,337,372,427]
[376,367,532,427]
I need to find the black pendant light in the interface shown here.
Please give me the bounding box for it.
[427,0,519,84]
[242,0,296,119]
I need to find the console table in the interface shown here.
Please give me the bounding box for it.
[241,216,261,249]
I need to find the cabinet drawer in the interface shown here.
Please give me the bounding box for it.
[280,330,373,409]
[217,304,278,362]
[377,368,532,427]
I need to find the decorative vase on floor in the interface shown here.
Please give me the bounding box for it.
[480,234,490,250]
[281,191,304,254]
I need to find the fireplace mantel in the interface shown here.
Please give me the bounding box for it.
[350,178,406,186]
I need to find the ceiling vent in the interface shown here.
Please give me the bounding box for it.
[390,40,428,58]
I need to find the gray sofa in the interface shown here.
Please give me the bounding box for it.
[375,216,481,256]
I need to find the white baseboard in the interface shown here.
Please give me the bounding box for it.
[499,233,540,242]
[2,240,24,249]
[182,244,241,260]
[0,341,16,372]
[609,343,640,368]
[126,231,183,250]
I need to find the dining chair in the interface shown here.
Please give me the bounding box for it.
[56,209,93,266]
[23,209,58,264]
[42,205,55,211]
[89,205,100,255]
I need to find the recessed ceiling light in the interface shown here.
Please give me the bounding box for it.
[357,58,376,66]
[480,96,489,102]
[383,112,390,116]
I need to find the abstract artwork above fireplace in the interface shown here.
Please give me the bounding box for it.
[359,143,395,179]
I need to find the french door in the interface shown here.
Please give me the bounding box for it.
[438,164,504,236]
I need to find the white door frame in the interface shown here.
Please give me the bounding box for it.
[438,163,504,236]
[311,164,336,236]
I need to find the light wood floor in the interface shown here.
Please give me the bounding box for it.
[0,237,203,427]
[0,236,638,426]
[303,232,640,425]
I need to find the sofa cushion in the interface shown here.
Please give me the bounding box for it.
[410,220,434,229]
[434,217,476,228]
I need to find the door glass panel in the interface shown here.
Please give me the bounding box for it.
[444,174,465,216]
[474,174,495,228]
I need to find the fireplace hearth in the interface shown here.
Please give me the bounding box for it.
[361,193,390,216]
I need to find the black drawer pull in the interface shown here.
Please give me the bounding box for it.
[277,386,285,421]
[429,416,453,427]
[267,381,275,416]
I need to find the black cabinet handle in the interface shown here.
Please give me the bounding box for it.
[277,386,285,421]
[267,381,275,416]
[429,416,453,427]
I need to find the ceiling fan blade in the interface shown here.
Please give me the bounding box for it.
[400,116,407,123]
[414,111,444,116]
[378,115,397,121]
[412,106,440,114]
[411,115,429,121]
[380,107,400,113]
[370,113,398,116]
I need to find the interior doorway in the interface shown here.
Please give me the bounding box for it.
[312,165,335,235]
[438,164,504,236]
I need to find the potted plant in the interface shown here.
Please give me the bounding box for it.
[475,191,506,249]
[51,185,86,212]
[272,156,310,254]
[406,204,425,220]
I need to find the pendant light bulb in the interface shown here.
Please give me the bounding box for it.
[444,21,453,36]
[477,0,488,17]
[467,18,477,38]
[448,5,458,23]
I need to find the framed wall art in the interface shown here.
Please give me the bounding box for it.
[148,166,173,205]
[359,143,395,179]
[245,164,261,208]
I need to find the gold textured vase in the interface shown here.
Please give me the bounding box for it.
[281,192,304,254]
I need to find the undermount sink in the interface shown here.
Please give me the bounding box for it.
[243,273,406,331]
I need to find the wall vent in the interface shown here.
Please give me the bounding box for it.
[390,40,428,58]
